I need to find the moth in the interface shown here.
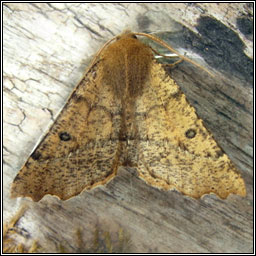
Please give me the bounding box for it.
[11,31,246,201]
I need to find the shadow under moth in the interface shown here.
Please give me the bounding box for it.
[11,31,246,202]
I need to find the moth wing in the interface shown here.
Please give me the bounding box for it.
[135,62,246,199]
[11,62,122,201]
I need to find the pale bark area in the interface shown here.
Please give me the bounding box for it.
[3,3,253,253]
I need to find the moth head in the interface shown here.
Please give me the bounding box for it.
[116,30,137,41]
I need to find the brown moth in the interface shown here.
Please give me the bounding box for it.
[11,31,246,201]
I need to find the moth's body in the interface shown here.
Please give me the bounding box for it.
[101,34,153,99]
[100,34,153,166]
[11,32,246,202]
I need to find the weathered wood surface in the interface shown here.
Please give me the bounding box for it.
[3,3,253,253]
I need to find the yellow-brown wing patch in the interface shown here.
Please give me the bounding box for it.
[11,62,123,201]
[135,61,246,199]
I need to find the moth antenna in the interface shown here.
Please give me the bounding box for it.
[85,35,119,72]
[149,46,184,67]
[133,32,213,77]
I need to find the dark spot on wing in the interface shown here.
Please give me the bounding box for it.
[59,132,71,141]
